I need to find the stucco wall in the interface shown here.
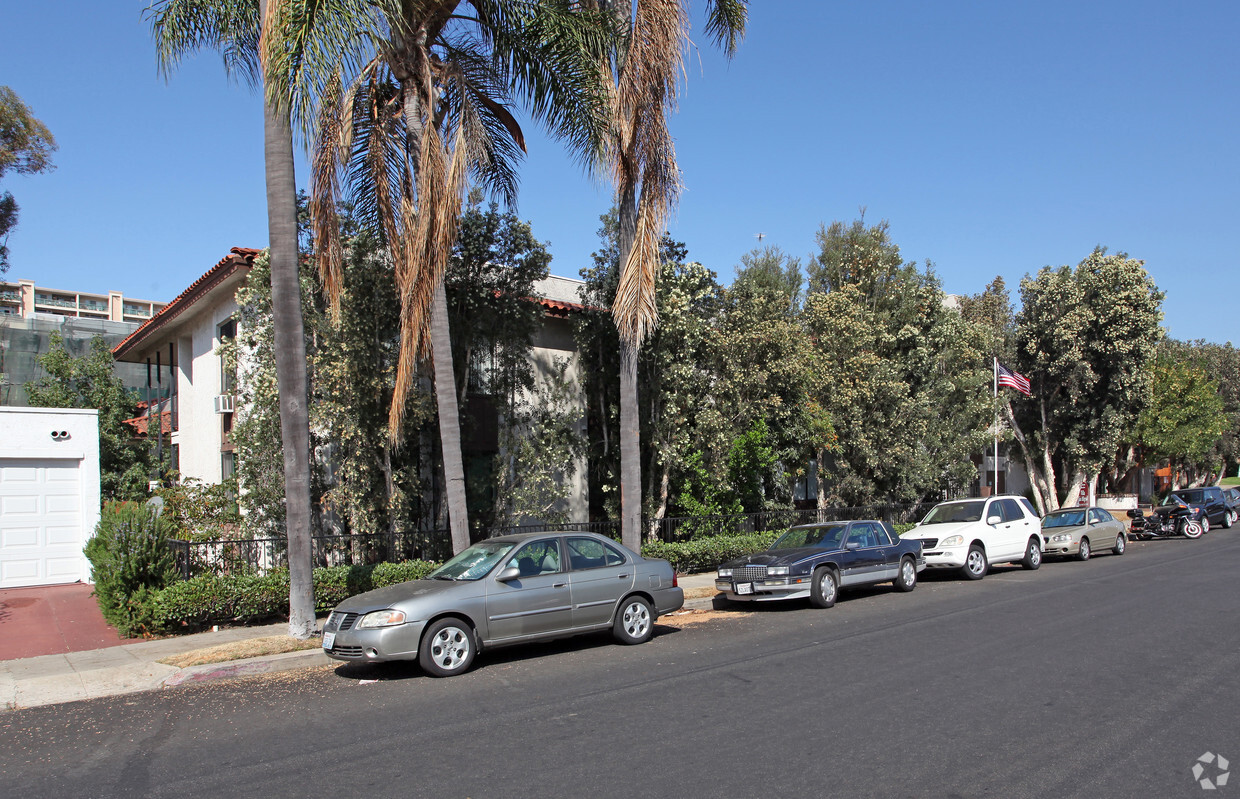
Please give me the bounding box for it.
[170,293,240,484]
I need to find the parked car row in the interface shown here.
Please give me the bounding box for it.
[320,489,1227,678]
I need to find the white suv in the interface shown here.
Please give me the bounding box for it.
[902,495,1042,580]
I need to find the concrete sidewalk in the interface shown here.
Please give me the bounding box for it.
[0,572,721,711]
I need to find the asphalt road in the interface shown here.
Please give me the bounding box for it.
[3,532,1238,799]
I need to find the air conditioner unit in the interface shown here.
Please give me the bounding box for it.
[213,394,236,414]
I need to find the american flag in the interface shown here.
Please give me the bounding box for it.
[997,362,1032,396]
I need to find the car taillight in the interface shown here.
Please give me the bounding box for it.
[672,571,679,587]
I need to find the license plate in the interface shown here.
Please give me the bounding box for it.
[735,582,753,595]
[322,631,336,650]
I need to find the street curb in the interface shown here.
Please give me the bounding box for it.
[161,648,332,688]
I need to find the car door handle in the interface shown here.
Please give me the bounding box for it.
[553,583,567,589]
[618,574,630,579]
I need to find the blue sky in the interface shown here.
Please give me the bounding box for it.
[2,1,1237,343]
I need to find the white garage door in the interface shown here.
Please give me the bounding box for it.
[0,458,85,588]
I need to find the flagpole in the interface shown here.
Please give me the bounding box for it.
[993,357,999,494]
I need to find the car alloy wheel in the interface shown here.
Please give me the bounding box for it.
[962,545,987,580]
[1077,538,1091,561]
[1113,534,1126,555]
[419,618,475,677]
[894,558,917,592]
[1226,511,1236,529]
[1200,516,1211,534]
[1021,537,1041,570]
[613,596,653,645]
[810,567,838,608]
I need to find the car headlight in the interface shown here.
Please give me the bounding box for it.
[717,568,733,578]
[767,566,789,576]
[940,535,964,547]
[357,609,407,629]
[1051,533,1072,542]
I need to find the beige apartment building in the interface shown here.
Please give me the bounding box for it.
[0,279,164,323]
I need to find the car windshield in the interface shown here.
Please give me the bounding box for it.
[771,524,847,550]
[427,540,517,581]
[921,501,985,524]
[1042,510,1085,529]
[1162,493,1187,506]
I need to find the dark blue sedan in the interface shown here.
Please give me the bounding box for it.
[715,520,925,608]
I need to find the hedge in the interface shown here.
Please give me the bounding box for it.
[640,530,782,574]
[154,560,438,630]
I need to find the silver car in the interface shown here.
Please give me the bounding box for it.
[322,532,684,677]
[1041,506,1127,560]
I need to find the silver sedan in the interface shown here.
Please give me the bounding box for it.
[322,531,684,676]
[1041,506,1128,560]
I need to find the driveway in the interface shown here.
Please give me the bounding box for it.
[0,583,123,660]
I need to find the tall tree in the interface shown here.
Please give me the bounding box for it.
[589,0,747,552]
[274,0,612,553]
[148,0,316,638]
[1134,349,1225,486]
[1006,249,1164,513]
[0,86,58,273]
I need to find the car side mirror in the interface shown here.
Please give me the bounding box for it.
[496,566,521,582]
[846,542,860,551]
[987,514,1002,525]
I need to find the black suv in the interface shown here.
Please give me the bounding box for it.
[1167,486,1234,531]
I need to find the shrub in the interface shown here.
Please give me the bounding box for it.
[153,559,440,630]
[641,530,782,574]
[85,501,180,637]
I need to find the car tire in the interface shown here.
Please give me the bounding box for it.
[894,557,917,592]
[1200,516,1211,534]
[961,544,987,580]
[810,567,839,608]
[1113,533,1126,555]
[1076,537,1091,561]
[613,596,654,645]
[1181,519,1203,539]
[419,617,476,678]
[1225,511,1236,529]
[1020,536,1042,570]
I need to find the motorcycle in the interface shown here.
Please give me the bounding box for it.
[1127,503,1204,539]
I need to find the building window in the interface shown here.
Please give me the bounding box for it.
[218,318,238,394]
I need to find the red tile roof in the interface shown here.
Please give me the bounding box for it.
[112,247,260,360]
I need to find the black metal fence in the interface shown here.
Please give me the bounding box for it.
[168,503,938,580]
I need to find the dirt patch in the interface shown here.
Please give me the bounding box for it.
[682,586,719,600]
[659,607,750,626]
[158,636,321,668]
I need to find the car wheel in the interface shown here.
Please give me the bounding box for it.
[613,596,654,645]
[1113,533,1126,555]
[1226,511,1236,529]
[810,567,839,608]
[894,557,917,592]
[1076,537,1091,561]
[1181,519,1203,539]
[961,544,987,580]
[1020,536,1042,570]
[419,618,476,678]
[1200,516,1211,534]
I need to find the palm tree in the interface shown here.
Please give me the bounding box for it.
[587,0,745,552]
[148,0,317,637]
[270,1,611,553]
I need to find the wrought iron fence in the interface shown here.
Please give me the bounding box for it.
[168,503,940,579]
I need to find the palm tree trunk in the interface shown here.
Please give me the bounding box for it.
[431,281,471,554]
[261,0,315,639]
[617,183,641,553]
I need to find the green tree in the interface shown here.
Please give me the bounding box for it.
[732,245,804,315]
[149,0,327,638]
[1006,248,1164,512]
[1135,351,1225,485]
[25,334,151,500]
[0,86,58,272]
[803,218,989,506]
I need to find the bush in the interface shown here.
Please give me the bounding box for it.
[85,501,180,637]
[153,559,440,630]
[641,530,782,574]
